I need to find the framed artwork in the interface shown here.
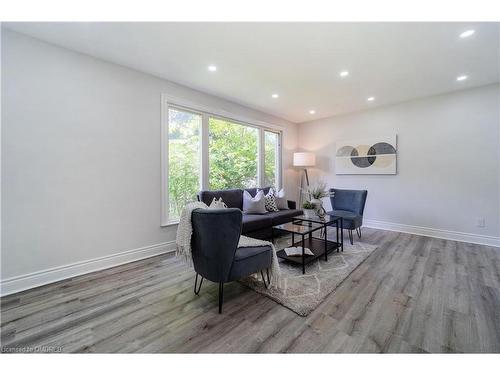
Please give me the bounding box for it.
[335,135,397,175]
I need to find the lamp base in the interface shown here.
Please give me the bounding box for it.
[298,168,311,208]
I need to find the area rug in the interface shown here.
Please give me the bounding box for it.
[240,232,378,316]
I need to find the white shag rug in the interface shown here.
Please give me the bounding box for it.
[240,231,378,316]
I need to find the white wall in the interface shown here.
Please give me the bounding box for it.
[0,30,299,294]
[298,84,500,245]
[2,28,498,296]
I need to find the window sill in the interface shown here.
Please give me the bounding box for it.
[161,220,180,228]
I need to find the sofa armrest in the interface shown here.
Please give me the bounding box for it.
[287,200,296,209]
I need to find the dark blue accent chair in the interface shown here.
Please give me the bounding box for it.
[191,208,272,313]
[327,188,368,245]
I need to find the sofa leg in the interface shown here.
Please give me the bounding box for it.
[218,282,224,314]
[194,273,203,295]
[356,227,362,239]
[348,230,353,245]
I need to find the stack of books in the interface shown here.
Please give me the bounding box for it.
[283,247,314,256]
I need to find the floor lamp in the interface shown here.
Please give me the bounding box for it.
[293,152,316,208]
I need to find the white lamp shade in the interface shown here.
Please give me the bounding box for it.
[293,152,316,167]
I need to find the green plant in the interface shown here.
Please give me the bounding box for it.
[168,115,278,217]
[167,112,281,217]
[208,118,258,189]
[302,201,315,209]
[168,110,201,218]
[308,181,329,199]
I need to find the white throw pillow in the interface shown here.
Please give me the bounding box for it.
[209,197,227,209]
[243,190,267,214]
[273,188,289,210]
[263,190,279,212]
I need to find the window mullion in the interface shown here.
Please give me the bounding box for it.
[278,132,283,189]
[161,99,169,225]
[201,114,209,190]
[258,128,265,188]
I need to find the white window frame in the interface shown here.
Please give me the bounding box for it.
[161,94,284,226]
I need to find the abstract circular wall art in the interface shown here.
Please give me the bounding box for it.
[335,135,397,174]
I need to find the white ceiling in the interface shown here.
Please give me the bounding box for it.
[5,22,500,123]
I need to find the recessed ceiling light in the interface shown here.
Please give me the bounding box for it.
[456,75,468,81]
[208,65,217,72]
[459,30,475,38]
[339,71,349,77]
[271,93,279,99]
[309,110,316,115]
[367,97,375,102]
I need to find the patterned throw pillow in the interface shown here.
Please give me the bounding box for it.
[264,189,279,212]
[209,197,227,209]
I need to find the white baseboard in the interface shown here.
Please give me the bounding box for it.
[0,241,176,297]
[363,219,500,248]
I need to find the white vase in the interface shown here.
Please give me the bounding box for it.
[304,209,316,218]
[310,198,322,208]
[310,198,326,218]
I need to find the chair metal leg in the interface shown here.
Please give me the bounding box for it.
[348,229,353,245]
[302,235,306,275]
[336,220,339,253]
[356,227,362,239]
[261,270,268,288]
[340,218,344,252]
[266,268,270,285]
[194,273,203,295]
[218,282,224,314]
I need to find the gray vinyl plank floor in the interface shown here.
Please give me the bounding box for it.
[1,228,499,353]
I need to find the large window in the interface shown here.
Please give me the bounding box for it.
[209,117,259,190]
[264,131,279,187]
[166,108,202,219]
[162,99,282,225]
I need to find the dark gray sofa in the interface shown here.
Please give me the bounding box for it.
[198,187,302,239]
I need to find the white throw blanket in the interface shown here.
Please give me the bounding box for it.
[175,202,281,286]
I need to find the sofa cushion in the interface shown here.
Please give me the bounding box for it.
[229,245,272,281]
[199,189,243,210]
[264,209,303,226]
[245,187,271,197]
[263,190,279,212]
[327,209,362,230]
[208,197,227,209]
[242,214,273,233]
[233,245,271,262]
[272,188,289,210]
[243,190,267,214]
[243,228,272,240]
